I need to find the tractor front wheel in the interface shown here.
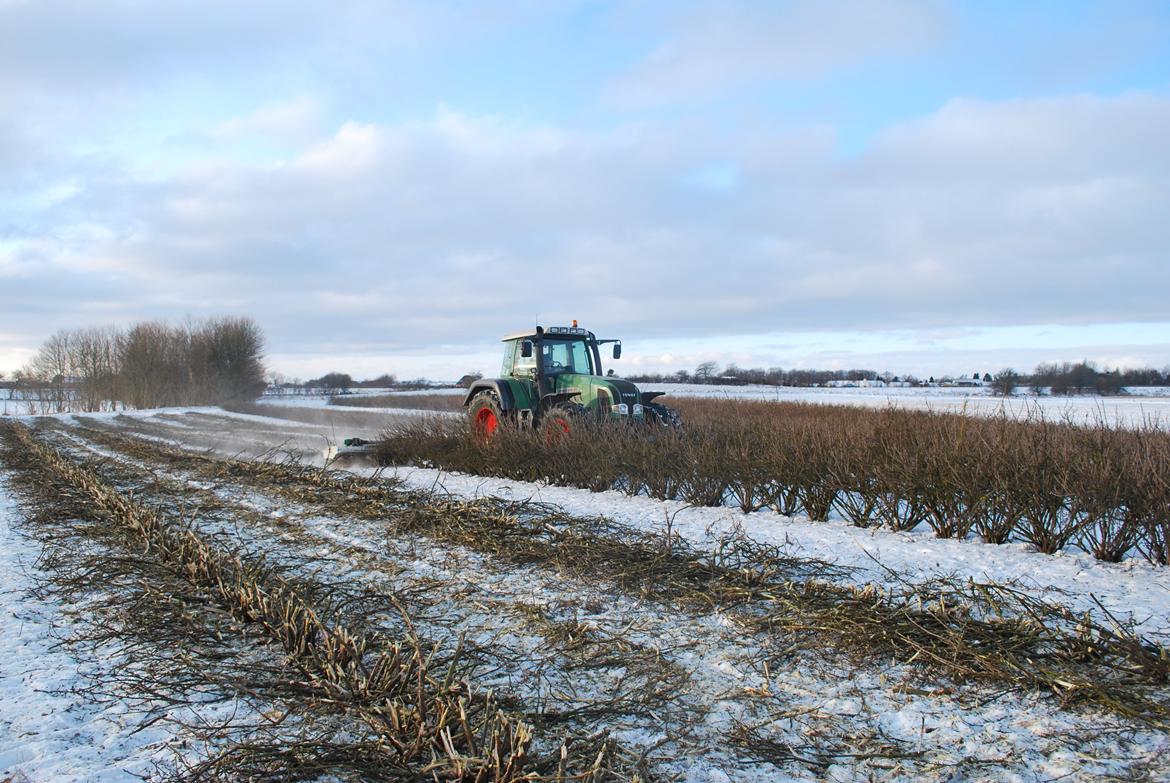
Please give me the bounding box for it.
[469,392,504,439]
[541,403,584,444]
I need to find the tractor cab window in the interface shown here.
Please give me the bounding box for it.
[542,339,593,375]
[513,341,536,375]
[501,341,517,376]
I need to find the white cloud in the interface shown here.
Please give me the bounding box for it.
[294,122,383,173]
[609,0,947,102]
[210,96,322,143]
[3,91,1170,373]
[0,1,465,89]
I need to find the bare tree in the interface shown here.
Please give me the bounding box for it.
[694,361,718,383]
[991,368,1019,397]
[30,329,73,382]
[73,326,122,411]
[118,321,189,408]
[188,317,266,403]
[28,330,77,412]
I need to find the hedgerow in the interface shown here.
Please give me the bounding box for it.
[374,399,1170,566]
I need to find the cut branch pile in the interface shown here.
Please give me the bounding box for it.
[0,421,648,782]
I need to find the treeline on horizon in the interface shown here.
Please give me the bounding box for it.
[10,338,1164,404]
[4,317,265,411]
[265,371,442,394]
[625,360,1170,395]
[197,360,1170,397]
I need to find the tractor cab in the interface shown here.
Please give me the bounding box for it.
[503,327,606,389]
[499,325,640,416]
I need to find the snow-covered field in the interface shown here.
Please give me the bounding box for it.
[4,406,1170,781]
[250,383,1170,429]
[0,387,127,417]
[10,383,1168,429]
[650,383,1170,428]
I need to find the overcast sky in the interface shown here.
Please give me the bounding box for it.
[2,0,1169,381]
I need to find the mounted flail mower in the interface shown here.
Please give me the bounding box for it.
[324,322,681,464]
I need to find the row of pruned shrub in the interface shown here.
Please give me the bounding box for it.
[374,399,1170,566]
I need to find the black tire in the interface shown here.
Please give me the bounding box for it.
[644,402,682,430]
[468,392,505,439]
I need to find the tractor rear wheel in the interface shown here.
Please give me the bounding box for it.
[469,392,504,439]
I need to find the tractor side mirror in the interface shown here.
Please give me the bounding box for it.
[520,340,533,358]
[612,342,622,360]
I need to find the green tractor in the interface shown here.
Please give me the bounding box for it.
[464,323,681,438]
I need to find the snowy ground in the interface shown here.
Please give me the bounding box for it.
[379,465,1170,641]
[251,384,1170,430]
[650,383,1170,429]
[55,406,1170,639]
[5,407,1170,781]
[0,477,176,781]
[10,384,1169,429]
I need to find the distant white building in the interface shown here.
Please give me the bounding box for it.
[826,379,889,388]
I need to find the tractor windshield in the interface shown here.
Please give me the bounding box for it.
[541,338,594,375]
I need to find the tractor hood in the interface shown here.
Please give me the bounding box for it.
[548,373,645,416]
[595,377,641,408]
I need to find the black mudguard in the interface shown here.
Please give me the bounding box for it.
[464,380,516,410]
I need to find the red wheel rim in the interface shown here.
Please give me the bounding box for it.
[544,416,571,444]
[475,407,499,437]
